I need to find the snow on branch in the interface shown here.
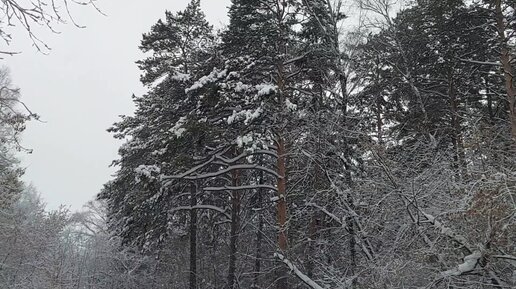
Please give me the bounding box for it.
[306,202,374,261]
[169,205,230,219]
[215,149,277,164]
[161,147,232,181]
[162,147,277,183]
[166,164,281,181]
[283,52,310,66]
[372,149,474,251]
[306,202,343,225]
[371,149,508,285]
[457,58,502,66]
[204,184,277,192]
[186,68,227,93]
[321,171,376,260]
[492,254,516,261]
[440,250,482,277]
[182,164,282,181]
[162,154,219,180]
[274,253,325,289]
[418,208,474,251]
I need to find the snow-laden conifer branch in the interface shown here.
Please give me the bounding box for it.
[167,164,281,181]
[169,205,230,220]
[162,152,223,180]
[204,184,277,192]
[215,149,278,164]
[162,147,277,183]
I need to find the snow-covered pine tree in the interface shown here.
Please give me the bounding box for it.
[160,0,350,288]
[99,2,219,288]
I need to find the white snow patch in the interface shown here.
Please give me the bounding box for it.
[236,134,253,148]
[255,84,277,96]
[285,98,297,111]
[170,116,187,138]
[274,253,325,289]
[186,68,227,93]
[227,107,263,125]
[234,82,251,92]
[441,251,482,277]
[135,165,161,182]
[171,72,191,82]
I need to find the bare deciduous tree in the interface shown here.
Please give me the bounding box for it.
[0,0,103,54]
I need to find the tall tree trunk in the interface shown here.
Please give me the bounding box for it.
[276,136,288,289]
[227,168,240,289]
[252,172,264,289]
[337,35,359,289]
[189,183,197,289]
[486,77,494,122]
[495,0,516,143]
[449,73,467,180]
[335,26,358,289]
[275,2,289,288]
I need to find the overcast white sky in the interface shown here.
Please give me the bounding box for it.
[4,0,231,210]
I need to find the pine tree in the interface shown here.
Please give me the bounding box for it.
[99,2,217,289]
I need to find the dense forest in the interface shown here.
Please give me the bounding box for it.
[1,0,515,288]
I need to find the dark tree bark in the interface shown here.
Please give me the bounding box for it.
[227,168,240,289]
[495,0,516,143]
[275,2,289,288]
[276,136,288,289]
[449,73,467,180]
[189,183,197,289]
[252,172,264,289]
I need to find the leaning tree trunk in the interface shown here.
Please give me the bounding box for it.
[189,183,197,289]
